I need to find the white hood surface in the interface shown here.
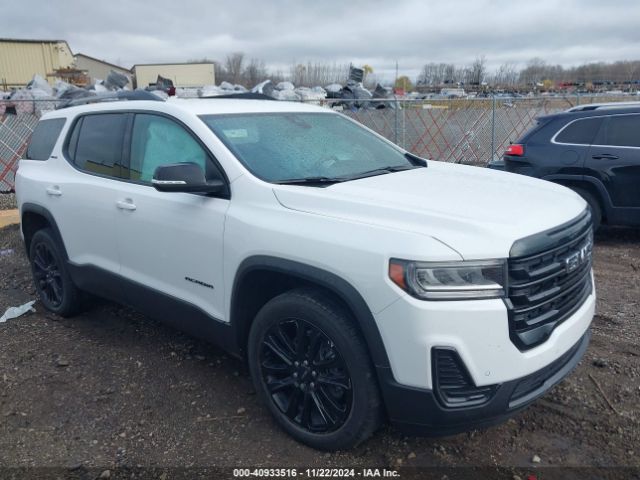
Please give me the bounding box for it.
[273,161,587,259]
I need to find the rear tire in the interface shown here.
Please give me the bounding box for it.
[29,228,83,317]
[572,187,602,231]
[248,288,382,450]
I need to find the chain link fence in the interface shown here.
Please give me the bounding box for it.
[0,95,635,191]
[0,112,40,191]
[329,95,634,165]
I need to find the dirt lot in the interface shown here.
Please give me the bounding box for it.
[0,217,638,478]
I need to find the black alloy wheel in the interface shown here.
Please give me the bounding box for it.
[32,241,64,308]
[28,228,83,317]
[248,288,382,450]
[259,317,352,433]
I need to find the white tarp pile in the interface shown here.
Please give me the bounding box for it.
[2,75,57,115]
[0,71,131,115]
[250,80,327,104]
[189,79,328,104]
[184,67,393,109]
[198,81,248,98]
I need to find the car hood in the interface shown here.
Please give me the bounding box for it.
[272,161,587,259]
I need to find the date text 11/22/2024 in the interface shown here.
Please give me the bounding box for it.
[232,468,400,477]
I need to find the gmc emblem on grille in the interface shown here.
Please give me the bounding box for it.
[564,239,592,273]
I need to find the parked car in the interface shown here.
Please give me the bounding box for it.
[496,102,640,230]
[16,93,594,450]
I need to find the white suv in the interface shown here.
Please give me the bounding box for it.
[15,94,595,450]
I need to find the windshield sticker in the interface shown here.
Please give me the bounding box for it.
[223,129,249,139]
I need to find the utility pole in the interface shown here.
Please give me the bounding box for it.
[394,60,399,144]
[395,60,399,90]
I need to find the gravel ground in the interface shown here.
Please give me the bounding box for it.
[0,223,638,478]
[0,192,17,210]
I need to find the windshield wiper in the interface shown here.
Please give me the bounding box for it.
[275,164,422,186]
[344,164,422,180]
[275,176,345,185]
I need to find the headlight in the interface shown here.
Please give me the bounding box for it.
[389,259,507,300]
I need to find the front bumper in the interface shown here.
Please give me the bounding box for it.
[375,278,595,390]
[378,329,590,435]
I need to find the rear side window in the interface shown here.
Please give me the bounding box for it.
[69,114,128,177]
[25,118,66,160]
[599,115,640,147]
[555,117,602,145]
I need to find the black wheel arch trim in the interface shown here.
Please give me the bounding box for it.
[20,202,69,260]
[231,255,391,369]
[542,174,613,214]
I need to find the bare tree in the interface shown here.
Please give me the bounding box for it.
[418,63,448,86]
[244,58,267,86]
[444,64,456,84]
[289,62,349,87]
[519,57,547,85]
[213,61,227,83]
[225,52,245,84]
[469,55,487,85]
[621,61,639,88]
[493,62,519,87]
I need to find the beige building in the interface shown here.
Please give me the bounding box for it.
[74,53,132,84]
[0,38,74,89]
[132,62,215,88]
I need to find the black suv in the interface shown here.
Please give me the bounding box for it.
[494,103,640,230]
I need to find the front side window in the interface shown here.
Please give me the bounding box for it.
[555,117,602,145]
[130,114,208,183]
[70,113,128,177]
[599,115,640,148]
[200,112,416,183]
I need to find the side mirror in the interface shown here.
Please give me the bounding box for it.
[152,162,225,194]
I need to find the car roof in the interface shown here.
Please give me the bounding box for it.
[42,97,328,120]
[538,105,640,124]
[565,101,640,112]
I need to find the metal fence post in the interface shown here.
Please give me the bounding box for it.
[394,96,399,145]
[401,98,406,149]
[490,95,496,164]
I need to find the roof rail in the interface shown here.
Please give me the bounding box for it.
[198,92,275,100]
[57,90,164,109]
[566,101,640,112]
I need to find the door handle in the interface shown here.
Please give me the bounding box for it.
[592,154,619,160]
[45,186,62,196]
[116,199,137,211]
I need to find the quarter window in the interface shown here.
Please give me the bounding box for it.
[600,115,640,148]
[130,114,208,183]
[71,114,128,177]
[555,117,602,145]
[26,118,66,160]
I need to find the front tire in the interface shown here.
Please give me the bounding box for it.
[29,228,82,317]
[248,288,382,450]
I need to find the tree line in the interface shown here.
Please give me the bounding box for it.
[418,57,640,89]
[191,52,356,88]
[191,53,640,91]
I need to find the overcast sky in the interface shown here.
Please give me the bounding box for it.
[3,0,640,81]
